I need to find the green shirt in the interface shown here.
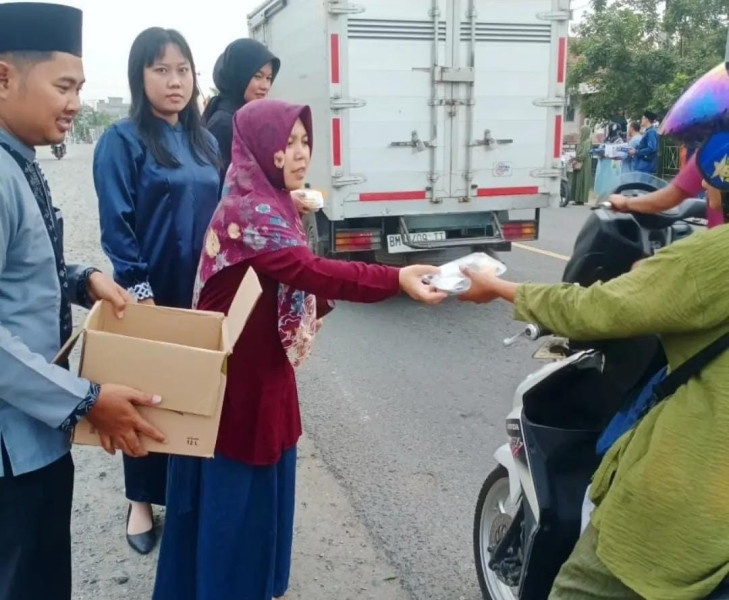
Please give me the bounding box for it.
[515,225,729,600]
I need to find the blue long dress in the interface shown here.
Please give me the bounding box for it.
[93,117,220,505]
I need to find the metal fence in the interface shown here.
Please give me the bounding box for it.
[659,140,682,179]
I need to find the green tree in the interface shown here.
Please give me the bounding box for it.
[72,105,116,142]
[569,0,728,122]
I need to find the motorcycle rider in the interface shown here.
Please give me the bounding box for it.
[609,66,727,227]
[608,153,723,226]
[459,64,729,600]
[51,142,66,159]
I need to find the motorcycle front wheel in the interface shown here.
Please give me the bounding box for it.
[474,466,520,600]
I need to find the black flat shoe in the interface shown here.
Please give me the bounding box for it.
[126,504,156,555]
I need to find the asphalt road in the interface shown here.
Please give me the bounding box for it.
[297,204,591,599]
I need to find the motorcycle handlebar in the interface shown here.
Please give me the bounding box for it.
[503,324,551,347]
[594,197,707,229]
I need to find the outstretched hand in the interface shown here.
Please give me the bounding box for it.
[457,265,517,304]
[399,265,447,305]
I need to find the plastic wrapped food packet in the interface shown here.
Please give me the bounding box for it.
[423,252,507,295]
[300,189,324,210]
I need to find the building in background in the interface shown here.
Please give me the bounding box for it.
[96,97,130,120]
[563,83,594,145]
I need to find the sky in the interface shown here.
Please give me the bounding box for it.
[13,0,264,102]
[6,0,589,104]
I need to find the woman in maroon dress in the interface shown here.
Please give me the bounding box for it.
[153,98,444,600]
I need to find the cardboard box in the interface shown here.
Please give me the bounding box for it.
[58,270,261,457]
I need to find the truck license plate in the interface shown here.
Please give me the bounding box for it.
[386,231,446,254]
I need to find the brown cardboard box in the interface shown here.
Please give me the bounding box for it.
[61,270,261,457]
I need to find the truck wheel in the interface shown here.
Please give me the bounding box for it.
[303,213,331,257]
[559,180,570,207]
[306,220,318,254]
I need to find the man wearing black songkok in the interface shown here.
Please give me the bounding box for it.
[0,4,165,599]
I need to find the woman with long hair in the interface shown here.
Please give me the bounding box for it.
[93,27,220,555]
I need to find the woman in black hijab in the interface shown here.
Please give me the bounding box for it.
[203,38,280,184]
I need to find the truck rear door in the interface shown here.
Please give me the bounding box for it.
[449,0,567,205]
[342,0,451,204]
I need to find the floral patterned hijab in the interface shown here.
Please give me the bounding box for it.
[194,99,316,367]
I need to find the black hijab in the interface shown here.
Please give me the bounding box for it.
[202,38,281,125]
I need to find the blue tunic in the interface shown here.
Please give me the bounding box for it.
[634,126,659,175]
[94,118,220,307]
[0,127,98,478]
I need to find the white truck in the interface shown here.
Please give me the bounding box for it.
[248,0,571,264]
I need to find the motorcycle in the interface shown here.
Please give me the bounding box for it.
[51,142,66,160]
[473,173,723,599]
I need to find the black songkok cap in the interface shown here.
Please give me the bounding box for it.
[0,3,82,57]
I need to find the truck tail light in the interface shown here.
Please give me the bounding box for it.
[334,229,382,252]
[502,221,537,241]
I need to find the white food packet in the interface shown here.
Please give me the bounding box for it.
[425,252,507,294]
[301,189,324,210]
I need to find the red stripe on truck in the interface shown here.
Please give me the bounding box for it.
[359,188,539,201]
[557,37,567,84]
[332,118,342,166]
[554,114,563,158]
[477,186,540,197]
[330,34,340,84]
[359,191,428,201]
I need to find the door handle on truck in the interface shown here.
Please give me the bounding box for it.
[330,97,366,110]
[390,131,435,153]
[471,129,513,149]
[433,66,475,83]
[534,97,566,108]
